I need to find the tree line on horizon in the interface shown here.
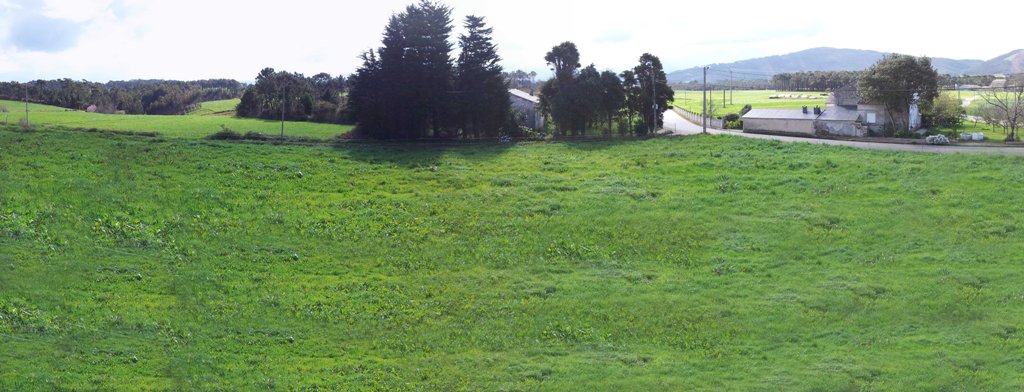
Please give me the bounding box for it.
[772,70,1001,92]
[0,79,243,115]
[235,69,348,124]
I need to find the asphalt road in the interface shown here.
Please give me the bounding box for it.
[662,109,1024,155]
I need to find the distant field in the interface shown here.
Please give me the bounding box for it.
[0,100,72,113]
[946,117,1018,141]
[673,90,829,116]
[189,99,240,116]
[0,99,352,139]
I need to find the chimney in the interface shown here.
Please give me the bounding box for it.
[802,106,808,114]
[813,106,821,115]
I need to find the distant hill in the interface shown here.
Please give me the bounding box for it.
[667,47,987,83]
[968,49,1024,75]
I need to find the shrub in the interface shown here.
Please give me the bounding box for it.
[723,113,740,122]
[208,126,242,140]
[739,104,752,116]
[725,120,744,130]
[924,94,964,129]
[243,131,269,141]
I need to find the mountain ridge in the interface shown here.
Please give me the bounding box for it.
[668,47,1019,83]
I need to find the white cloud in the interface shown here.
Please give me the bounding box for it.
[0,0,1021,81]
[40,0,114,22]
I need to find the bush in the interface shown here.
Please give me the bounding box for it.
[244,131,269,141]
[723,113,740,122]
[725,120,744,130]
[208,126,242,140]
[739,104,752,116]
[924,94,964,129]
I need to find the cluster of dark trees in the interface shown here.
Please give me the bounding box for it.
[539,42,672,136]
[0,79,243,115]
[348,1,510,139]
[770,71,862,91]
[235,69,347,124]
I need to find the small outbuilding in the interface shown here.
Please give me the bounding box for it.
[509,89,545,130]
[815,106,864,137]
[741,85,922,138]
[742,108,820,136]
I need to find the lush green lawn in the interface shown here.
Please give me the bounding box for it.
[0,99,352,139]
[673,90,828,116]
[944,119,1019,142]
[3,127,1024,390]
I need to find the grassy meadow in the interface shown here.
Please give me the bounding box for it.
[188,99,242,116]
[3,126,1024,390]
[0,99,352,139]
[672,90,829,116]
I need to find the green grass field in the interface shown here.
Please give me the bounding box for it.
[947,119,1019,142]
[3,127,1024,390]
[673,90,829,116]
[189,99,241,116]
[0,99,352,139]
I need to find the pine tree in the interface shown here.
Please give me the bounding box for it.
[457,15,509,139]
[540,42,582,136]
[634,53,672,134]
[620,70,641,134]
[599,70,624,135]
[350,1,455,139]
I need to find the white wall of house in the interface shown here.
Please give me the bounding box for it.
[857,104,889,134]
[743,118,816,135]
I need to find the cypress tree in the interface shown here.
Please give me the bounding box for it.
[457,15,510,139]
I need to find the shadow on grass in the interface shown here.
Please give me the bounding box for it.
[334,134,687,166]
[335,140,519,167]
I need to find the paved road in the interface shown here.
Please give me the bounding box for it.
[963,96,979,108]
[662,109,1024,155]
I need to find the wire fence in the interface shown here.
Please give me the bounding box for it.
[674,106,724,129]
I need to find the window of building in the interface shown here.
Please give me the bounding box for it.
[866,112,877,124]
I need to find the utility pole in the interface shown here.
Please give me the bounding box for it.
[280,87,286,137]
[23,84,29,127]
[702,66,708,134]
[651,69,656,134]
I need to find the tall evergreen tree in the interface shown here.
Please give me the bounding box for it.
[545,42,581,83]
[350,0,455,139]
[575,65,603,135]
[540,42,582,136]
[620,70,640,134]
[540,43,627,137]
[457,15,510,139]
[598,70,624,135]
[348,50,389,136]
[634,53,673,134]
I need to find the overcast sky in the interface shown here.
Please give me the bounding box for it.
[0,0,1020,82]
